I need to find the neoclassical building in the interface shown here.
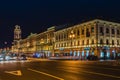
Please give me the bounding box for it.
[12,19,120,59]
[54,19,120,59]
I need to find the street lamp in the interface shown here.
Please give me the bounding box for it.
[69,30,75,56]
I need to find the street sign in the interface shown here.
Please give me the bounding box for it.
[5,70,22,76]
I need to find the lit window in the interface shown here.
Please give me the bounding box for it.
[100,51,104,58]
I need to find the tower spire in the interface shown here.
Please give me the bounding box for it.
[14,25,21,40]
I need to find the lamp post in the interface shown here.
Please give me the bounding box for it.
[69,30,75,56]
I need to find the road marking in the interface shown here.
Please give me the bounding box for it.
[59,67,120,79]
[28,68,64,80]
[5,70,22,76]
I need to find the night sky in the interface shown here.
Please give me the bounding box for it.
[0,0,120,48]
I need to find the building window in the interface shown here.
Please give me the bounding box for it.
[112,40,114,45]
[112,29,115,34]
[100,39,103,44]
[82,40,84,45]
[106,39,109,45]
[64,33,65,39]
[100,27,103,33]
[117,40,119,45]
[91,27,94,32]
[66,32,68,40]
[61,34,63,40]
[106,28,109,33]
[117,30,119,35]
[87,39,89,45]
[58,35,60,41]
[77,29,80,36]
[71,42,72,46]
[78,41,80,46]
[64,43,66,47]
[86,28,90,37]
[82,29,84,35]
[73,42,76,46]
[56,36,58,41]
[100,27,104,35]
[92,40,94,44]
[55,44,57,48]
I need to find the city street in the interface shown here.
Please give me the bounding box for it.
[0,60,120,80]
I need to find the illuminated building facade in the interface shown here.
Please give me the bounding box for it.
[54,19,120,59]
[19,33,37,54]
[13,26,55,57]
[12,19,120,59]
[35,27,55,57]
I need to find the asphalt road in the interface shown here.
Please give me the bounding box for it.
[0,60,120,80]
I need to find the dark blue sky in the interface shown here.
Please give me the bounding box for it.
[0,0,120,48]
